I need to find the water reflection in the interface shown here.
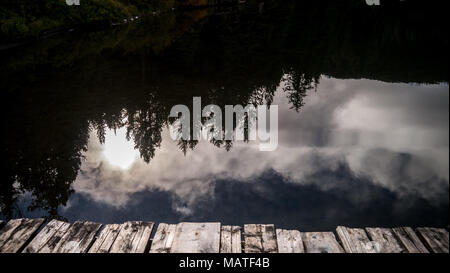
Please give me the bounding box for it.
[103,127,140,169]
[72,78,448,222]
[1,0,448,229]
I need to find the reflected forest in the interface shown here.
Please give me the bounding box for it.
[1,0,448,219]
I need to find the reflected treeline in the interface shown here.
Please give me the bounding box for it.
[1,0,447,218]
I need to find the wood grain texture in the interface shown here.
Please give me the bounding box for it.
[365,228,406,253]
[88,224,122,253]
[220,225,242,253]
[52,221,102,253]
[276,229,304,253]
[220,225,232,253]
[0,219,23,248]
[336,226,377,253]
[109,221,154,253]
[231,226,242,253]
[416,227,449,253]
[302,232,344,253]
[170,222,221,253]
[0,218,45,253]
[392,227,429,253]
[149,223,177,253]
[244,224,278,253]
[23,219,67,253]
[37,222,72,253]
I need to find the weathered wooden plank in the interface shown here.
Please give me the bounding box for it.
[365,228,406,253]
[244,224,278,253]
[0,218,45,253]
[260,224,278,253]
[302,232,344,253]
[170,222,221,253]
[416,227,449,253]
[109,221,154,253]
[336,226,377,253]
[0,219,24,248]
[23,219,67,253]
[88,224,122,253]
[130,222,153,253]
[244,224,262,253]
[52,221,102,253]
[220,225,242,253]
[231,226,242,253]
[149,223,177,253]
[220,225,232,253]
[38,222,72,253]
[392,227,429,253]
[276,229,304,253]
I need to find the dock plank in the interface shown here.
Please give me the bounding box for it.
[231,226,242,253]
[302,232,344,253]
[244,224,278,253]
[23,219,67,253]
[276,229,304,253]
[38,222,72,253]
[170,222,221,253]
[88,224,122,253]
[366,228,406,253]
[0,218,45,253]
[244,224,262,253]
[52,221,102,253]
[0,219,23,248]
[220,225,242,253]
[149,223,177,253]
[392,227,429,253]
[220,226,232,253]
[109,221,154,253]
[336,226,377,253]
[416,227,449,253]
[131,222,154,253]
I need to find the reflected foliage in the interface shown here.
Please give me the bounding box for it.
[0,0,447,219]
[0,0,177,40]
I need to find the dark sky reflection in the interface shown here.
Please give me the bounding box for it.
[58,169,448,231]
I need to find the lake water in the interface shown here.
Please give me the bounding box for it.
[1,1,448,231]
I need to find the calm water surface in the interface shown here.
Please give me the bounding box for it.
[1,1,448,231]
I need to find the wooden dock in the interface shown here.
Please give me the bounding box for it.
[0,219,448,253]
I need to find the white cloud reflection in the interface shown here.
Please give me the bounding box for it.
[72,77,449,214]
[103,127,139,169]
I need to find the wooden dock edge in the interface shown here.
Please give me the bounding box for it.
[0,218,448,253]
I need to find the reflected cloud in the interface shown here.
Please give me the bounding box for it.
[103,127,140,169]
[72,78,449,215]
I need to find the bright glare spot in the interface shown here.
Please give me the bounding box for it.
[103,128,139,169]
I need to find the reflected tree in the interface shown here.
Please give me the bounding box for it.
[282,71,319,112]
